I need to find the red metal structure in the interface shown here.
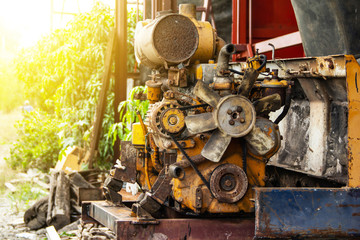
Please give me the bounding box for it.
[232,0,304,60]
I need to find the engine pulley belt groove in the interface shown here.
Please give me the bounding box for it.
[169,134,215,198]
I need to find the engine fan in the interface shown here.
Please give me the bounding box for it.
[185,80,282,162]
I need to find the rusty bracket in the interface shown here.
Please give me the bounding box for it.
[168,67,188,87]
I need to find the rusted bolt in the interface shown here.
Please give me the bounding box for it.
[229,120,235,125]
[180,142,186,148]
[199,134,205,141]
[224,179,232,187]
[227,109,232,115]
[237,106,243,112]
[169,116,177,125]
[240,118,245,123]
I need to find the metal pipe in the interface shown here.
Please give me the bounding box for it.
[169,165,185,179]
[268,43,275,61]
[216,44,236,76]
[151,0,156,19]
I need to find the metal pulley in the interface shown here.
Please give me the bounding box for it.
[210,163,248,203]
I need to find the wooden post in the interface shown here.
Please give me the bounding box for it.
[87,29,116,169]
[113,0,128,164]
[47,171,71,230]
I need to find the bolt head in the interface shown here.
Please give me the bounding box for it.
[169,116,177,125]
[227,109,232,115]
[237,106,243,112]
[240,118,245,123]
[224,179,232,187]
[229,120,235,125]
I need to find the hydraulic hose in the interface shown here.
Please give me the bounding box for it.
[274,85,292,124]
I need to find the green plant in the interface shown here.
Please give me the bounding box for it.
[6,111,63,172]
[109,86,149,145]
[59,232,76,237]
[7,182,48,212]
[9,2,143,172]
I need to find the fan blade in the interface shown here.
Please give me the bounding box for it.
[238,68,259,97]
[201,129,231,162]
[185,112,217,134]
[253,94,282,115]
[194,80,221,108]
[244,126,275,156]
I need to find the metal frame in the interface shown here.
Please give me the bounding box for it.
[255,188,360,238]
[232,0,304,59]
[82,201,255,240]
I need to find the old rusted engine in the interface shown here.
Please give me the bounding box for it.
[103,4,290,219]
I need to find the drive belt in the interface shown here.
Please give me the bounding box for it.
[169,134,215,198]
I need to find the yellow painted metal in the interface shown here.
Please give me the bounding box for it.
[55,146,85,174]
[172,136,266,214]
[247,54,266,72]
[132,122,146,146]
[345,55,360,187]
[262,78,288,87]
[179,4,217,64]
[160,108,185,134]
[195,65,203,80]
[146,80,162,104]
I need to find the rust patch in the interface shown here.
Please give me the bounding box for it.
[338,204,360,207]
[352,212,360,216]
[324,58,334,69]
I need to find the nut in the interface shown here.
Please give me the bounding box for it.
[236,106,243,112]
[169,116,178,125]
[227,109,232,115]
[240,118,245,123]
[229,120,235,125]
